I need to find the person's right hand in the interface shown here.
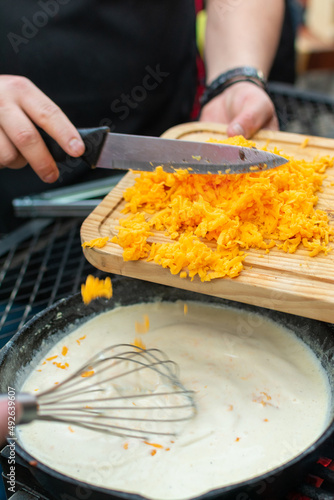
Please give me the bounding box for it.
[0,75,85,183]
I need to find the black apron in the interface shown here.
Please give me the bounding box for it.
[0,1,197,232]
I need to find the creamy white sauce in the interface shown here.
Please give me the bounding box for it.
[18,301,331,500]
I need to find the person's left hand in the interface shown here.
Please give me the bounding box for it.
[199,81,279,139]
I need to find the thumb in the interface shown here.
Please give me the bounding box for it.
[227,95,276,139]
[227,122,246,138]
[227,108,263,139]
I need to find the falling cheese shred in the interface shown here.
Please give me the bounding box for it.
[135,314,150,334]
[81,275,113,304]
[111,136,334,282]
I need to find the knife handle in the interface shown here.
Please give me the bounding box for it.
[38,126,110,168]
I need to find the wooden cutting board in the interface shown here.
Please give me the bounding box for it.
[81,123,334,323]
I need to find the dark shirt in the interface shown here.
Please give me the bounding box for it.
[1,0,197,134]
[0,1,197,232]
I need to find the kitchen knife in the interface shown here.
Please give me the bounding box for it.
[40,126,288,175]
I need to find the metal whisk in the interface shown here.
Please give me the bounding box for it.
[15,344,196,439]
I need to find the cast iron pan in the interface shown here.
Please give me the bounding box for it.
[0,277,333,500]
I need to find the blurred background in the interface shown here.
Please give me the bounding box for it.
[292,0,334,95]
[195,0,334,110]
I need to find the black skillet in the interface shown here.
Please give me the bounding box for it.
[0,278,333,500]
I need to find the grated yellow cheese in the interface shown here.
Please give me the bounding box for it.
[82,237,109,249]
[133,337,146,349]
[111,136,334,281]
[300,137,310,149]
[81,275,113,304]
[81,370,95,378]
[135,314,150,334]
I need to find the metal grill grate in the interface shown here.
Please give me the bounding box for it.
[269,82,334,138]
[0,218,109,348]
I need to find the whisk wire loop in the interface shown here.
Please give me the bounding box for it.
[39,345,180,400]
[20,344,196,439]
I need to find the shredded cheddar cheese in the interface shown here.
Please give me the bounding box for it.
[81,370,95,378]
[144,441,164,449]
[53,361,69,370]
[111,136,334,281]
[82,237,109,249]
[81,275,113,304]
[76,335,86,346]
[133,337,146,349]
[46,355,58,362]
[135,314,150,334]
[300,137,310,149]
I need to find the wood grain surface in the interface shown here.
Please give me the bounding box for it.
[81,123,334,323]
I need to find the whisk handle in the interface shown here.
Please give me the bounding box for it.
[16,393,38,425]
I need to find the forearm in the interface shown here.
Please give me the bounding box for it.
[204,0,285,83]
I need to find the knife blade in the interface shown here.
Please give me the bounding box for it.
[40,126,288,175]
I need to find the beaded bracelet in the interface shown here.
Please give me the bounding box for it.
[200,66,268,107]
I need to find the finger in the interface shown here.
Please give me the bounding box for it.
[1,108,60,182]
[0,127,27,169]
[17,80,85,157]
[227,96,276,139]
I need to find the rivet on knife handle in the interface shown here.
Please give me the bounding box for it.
[38,126,110,169]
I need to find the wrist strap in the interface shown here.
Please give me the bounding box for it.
[200,66,267,107]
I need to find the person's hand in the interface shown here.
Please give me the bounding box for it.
[0,75,85,183]
[199,81,279,139]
